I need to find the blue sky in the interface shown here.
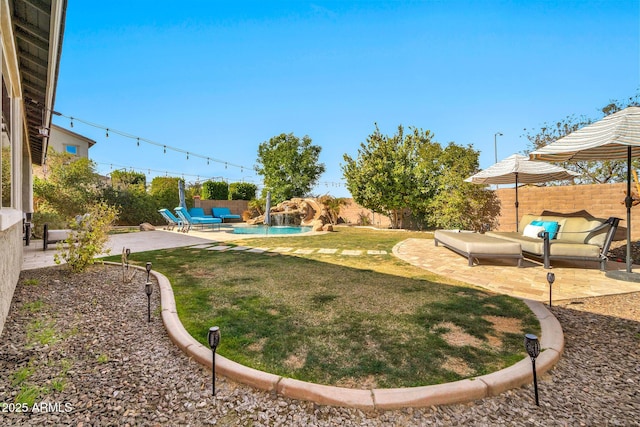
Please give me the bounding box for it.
[53,1,639,198]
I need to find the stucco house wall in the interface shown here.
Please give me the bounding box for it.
[48,123,96,158]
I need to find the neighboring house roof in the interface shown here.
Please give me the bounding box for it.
[10,0,68,165]
[50,123,97,149]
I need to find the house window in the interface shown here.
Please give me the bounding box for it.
[64,144,78,155]
[1,74,11,208]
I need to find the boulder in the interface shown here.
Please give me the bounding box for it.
[139,223,156,231]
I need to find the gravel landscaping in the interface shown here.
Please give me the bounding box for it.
[1,264,639,426]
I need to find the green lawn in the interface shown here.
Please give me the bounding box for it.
[113,227,540,388]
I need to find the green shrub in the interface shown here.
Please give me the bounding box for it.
[150,176,184,210]
[201,180,229,200]
[54,201,119,272]
[101,187,162,225]
[229,182,257,200]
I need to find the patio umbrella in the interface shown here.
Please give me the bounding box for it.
[530,106,640,276]
[465,154,579,230]
[265,191,272,226]
[178,180,186,208]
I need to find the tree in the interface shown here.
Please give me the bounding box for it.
[33,150,103,220]
[343,125,498,230]
[110,170,146,189]
[255,133,325,203]
[201,180,229,200]
[149,176,184,210]
[523,94,640,184]
[229,182,257,200]
[342,125,435,228]
[418,143,500,230]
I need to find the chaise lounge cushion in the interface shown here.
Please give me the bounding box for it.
[212,207,241,220]
[485,231,545,255]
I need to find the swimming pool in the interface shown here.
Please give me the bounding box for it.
[231,225,312,235]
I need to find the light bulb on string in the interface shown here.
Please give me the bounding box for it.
[106,129,109,138]
[70,117,74,128]
[225,162,227,169]
[187,152,189,160]
[207,158,210,165]
[137,138,140,147]
[163,146,166,154]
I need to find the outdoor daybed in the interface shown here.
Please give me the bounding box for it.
[434,230,523,267]
[485,213,620,271]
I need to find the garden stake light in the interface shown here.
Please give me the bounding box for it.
[524,333,541,406]
[146,262,152,282]
[145,281,152,323]
[207,326,221,396]
[547,272,555,307]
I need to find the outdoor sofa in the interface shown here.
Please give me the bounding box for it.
[485,213,620,271]
[212,207,241,222]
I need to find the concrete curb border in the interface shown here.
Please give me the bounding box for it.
[117,263,564,409]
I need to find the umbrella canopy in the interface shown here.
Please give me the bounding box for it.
[530,106,640,275]
[465,154,579,230]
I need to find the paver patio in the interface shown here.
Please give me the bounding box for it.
[393,237,640,301]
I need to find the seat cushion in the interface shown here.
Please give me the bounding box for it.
[549,242,601,258]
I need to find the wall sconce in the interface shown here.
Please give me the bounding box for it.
[524,333,541,406]
[207,326,221,396]
[547,272,555,307]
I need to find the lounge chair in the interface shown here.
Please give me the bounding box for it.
[174,206,221,232]
[159,208,183,231]
[212,207,242,222]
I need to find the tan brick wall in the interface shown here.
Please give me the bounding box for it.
[495,182,637,239]
[338,199,392,228]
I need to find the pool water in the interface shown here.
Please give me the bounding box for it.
[232,225,312,235]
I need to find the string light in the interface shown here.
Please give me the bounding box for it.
[50,110,251,172]
[186,152,189,160]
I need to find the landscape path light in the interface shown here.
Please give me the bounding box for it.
[524,333,541,406]
[146,262,152,282]
[207,326,221,396]
[145,281,152,323]
[547,272,555,307]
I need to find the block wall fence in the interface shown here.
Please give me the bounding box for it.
[495,182,637,239]
[193,182,638,240]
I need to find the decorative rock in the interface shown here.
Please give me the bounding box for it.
[1,264,638,425]
[139,223,156,231]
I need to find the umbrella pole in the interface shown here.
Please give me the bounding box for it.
[626,147,633,273]
[515,173,519,232]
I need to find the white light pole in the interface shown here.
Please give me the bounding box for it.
[494,132,503,164]
[494,132,503,189]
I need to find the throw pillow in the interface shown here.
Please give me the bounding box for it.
[531,220,559,239]
[523,224,546,239]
